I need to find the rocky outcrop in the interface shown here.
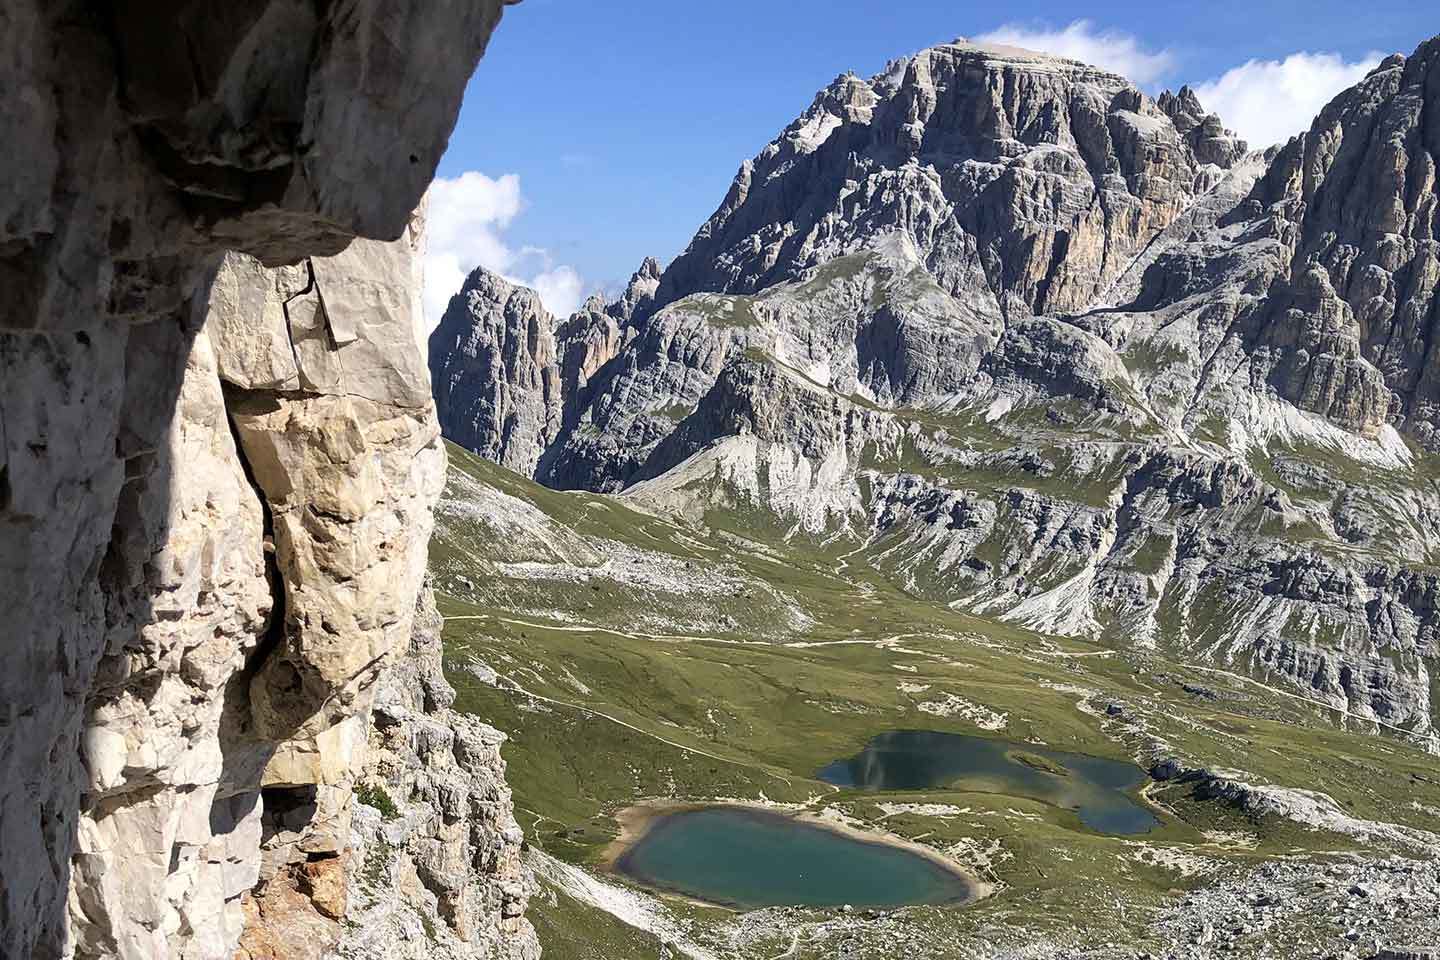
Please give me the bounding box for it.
[1248,41,1440,445]
[612,257,662,323]
[440,251,1000,492]
[0,3,518,959]
[1157,86,1248,169]
[626,355,906,534]
[640,356,903,482]
[334,585,540,960]
[430,270,565,476]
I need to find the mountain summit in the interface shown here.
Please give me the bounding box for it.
[656,38,1245,319]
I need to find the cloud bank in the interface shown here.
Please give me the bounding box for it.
[424,171,586,328]
[974,19,1176,85]
[1192,52,1383,148]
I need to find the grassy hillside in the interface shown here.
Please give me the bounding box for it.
[432,442,1440,959]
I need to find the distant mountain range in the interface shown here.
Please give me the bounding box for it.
[430,36,1440,748]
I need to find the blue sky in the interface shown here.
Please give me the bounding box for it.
[425,1,1437,321]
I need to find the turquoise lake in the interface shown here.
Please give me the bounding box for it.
[817,729,1158,835]
[613,805,978,909]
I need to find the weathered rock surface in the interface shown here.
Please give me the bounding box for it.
[655,39,1244,320]
[334,585,540,960]
[430,270,564,477]
[73,222,448,960]
[433,36,1440,743]
[1250,43,1440,445]
[0,3,520,959]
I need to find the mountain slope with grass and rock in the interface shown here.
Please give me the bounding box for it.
[433,36,1440,757]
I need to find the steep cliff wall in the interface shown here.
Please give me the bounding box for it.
[0,3,520,958]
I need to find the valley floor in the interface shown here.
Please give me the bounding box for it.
[432,445,1440,960]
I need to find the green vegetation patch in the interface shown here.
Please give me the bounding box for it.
[355,782,399,820]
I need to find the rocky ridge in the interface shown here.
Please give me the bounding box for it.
[433,37,1440,744]
[656,40,1246,319]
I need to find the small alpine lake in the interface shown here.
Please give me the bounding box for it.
[609,805,981,910]
[818,729,1159,835]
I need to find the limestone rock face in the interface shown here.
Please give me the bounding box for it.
[429,270,564,477]
[435,251,1001,493]
[556,298,625,416]
[68,219,448,960]
[68,330,273,960]
[612,256,663,322]
[1248,41,1440,444]
[333,586,541,960]
[0,3,519,959]
[641,356,904,483]
[1157,85,1248,169]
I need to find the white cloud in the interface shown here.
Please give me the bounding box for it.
[1191,52,1383,148]
[423,170,585,327]
[969,21,1383,151]
[974,19,1175,85]
[531,266,586,320]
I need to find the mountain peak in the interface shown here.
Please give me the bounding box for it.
[431,33,1440,773]
[655,37,1245,318]
[610,255,662,321]
[939,35,1097,66]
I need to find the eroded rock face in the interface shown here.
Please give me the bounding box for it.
[69,221,448,960]
[0,3,517,959]
[654,39,1244,320]
[1249,42,1440,443]
[333,585,540,960]
[429,270,565,477]
[69,330,273,960]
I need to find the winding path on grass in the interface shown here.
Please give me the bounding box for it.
[473,665,799,787]
[446,613,753,646]
[766,929,806,960]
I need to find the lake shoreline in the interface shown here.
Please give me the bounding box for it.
[819,729,1160,835]
[601,799,993,909]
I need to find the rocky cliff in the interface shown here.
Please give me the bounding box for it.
[334,585,538,960]
[433,37,1440,747]
[0,3,528,959]
[430,271,566,477]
